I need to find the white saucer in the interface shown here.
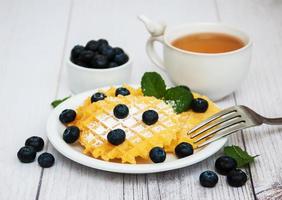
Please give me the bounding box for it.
[46,86,227,174]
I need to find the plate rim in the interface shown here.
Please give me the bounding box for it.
[46,85,227,174]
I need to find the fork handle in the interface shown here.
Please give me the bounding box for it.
[263,117,282,125]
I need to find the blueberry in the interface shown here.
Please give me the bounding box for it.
[113,53,129,65]
[63,126,80,144]
[107,129,126,145]
[91,92,106,103]
[71,45,84,60]
[113,104,129,119]
[191,98,209,113]
[38,152,55,168]
[175,142,194,158]
[113,47,124,55]
[227,169,247,187]
[97,39,108,46]
[149,147,166,163]
[115,87,130,96]
[100,46,115,60]
[78,50,94,63]
[142,110,159,125]
[85,40,99,52]
[17,146,36,163]
[98,44,110,54]
[73,59,88,68]
[215,156,237,175]
[90,54,108,68]
[199,171,219,187]
[108,62,118,68]
[25,136,44,152]
[59,109,76,124]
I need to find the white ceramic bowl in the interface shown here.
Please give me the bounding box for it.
[67,55,132,94]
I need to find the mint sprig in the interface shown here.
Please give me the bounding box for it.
[164,86,193,113]
[224,145,258,167]
[141,72,193,113]
[141,72,166,98]
[51,96,71,108]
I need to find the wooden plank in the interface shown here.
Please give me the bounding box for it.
[0,0,71,200]
[216,0,282,199]
[39,0,254,199]
[38,0,127,199]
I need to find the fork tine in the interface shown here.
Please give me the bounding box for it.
[198,126,245,147]
[193,119,245,143]
[190,112,241,139]
[188,106,237,134]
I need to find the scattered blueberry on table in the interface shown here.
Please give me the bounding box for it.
[38,152,55,168]
[215,156,237,175]
[227,169,247,187]
[199,155,247,188]
[199,171,218,187]
[17,146,37,163]
[149,147,166,163]
[25,136,44,152]
[17,136,55,168]
[71,39,129,69]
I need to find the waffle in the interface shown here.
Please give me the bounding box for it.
[70,86,180,164]
[69,85,220,164]
[166,93,220,152]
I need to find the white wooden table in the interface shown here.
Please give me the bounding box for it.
[1,0,282,199]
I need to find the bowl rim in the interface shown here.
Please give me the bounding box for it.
[67,52,132,72]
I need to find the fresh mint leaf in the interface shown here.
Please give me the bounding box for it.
[51,96,71,108]
[224,145,258,167]
[141,72,166,99]
[164,86,193,113]
[178,85,191,92]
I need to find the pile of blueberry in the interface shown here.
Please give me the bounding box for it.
[199,156,247,188]
[71,39,129,69]
[17,136,55,168]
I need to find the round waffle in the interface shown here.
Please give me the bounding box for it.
[70,86,180,164]
[68,85,220,164]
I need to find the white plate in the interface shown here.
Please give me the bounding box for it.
[46,85,227,174]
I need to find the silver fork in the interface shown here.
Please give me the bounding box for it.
[188,105,282,148]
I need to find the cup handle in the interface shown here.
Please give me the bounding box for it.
[146,36,166,71]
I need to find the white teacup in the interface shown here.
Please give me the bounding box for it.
[140,17,252,100]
